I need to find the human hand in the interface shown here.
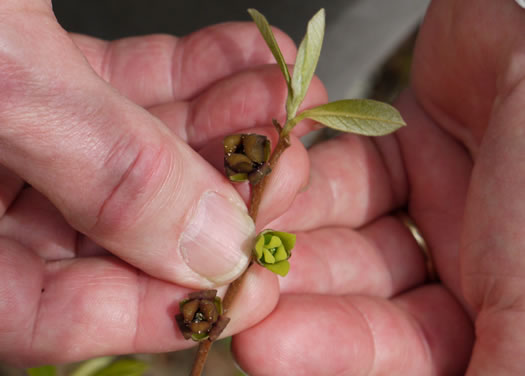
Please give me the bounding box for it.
[0,0,328,366]
[233,0,525,374]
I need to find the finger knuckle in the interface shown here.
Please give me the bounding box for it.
[90,137,175,237]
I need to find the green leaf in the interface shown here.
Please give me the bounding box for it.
[247,9,291,89]
[26,366,56,376]
[297,99,406,136]
[286,8,325,120]
[71,357,115,376]
[264,260,290,277]
[92,358,148,376]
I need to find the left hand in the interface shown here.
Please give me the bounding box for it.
[0,1,328,366]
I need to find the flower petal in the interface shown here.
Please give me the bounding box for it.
[274,245,288,261]
[265,260,290,277]
[267,235,282,249]
[263,248,276,264]
[272,231,296,250]
[254,234,265,259]
[228,173,249,182]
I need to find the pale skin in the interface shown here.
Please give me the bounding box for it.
[0,0,324,366]
[235,0,525,374]
[0,0,524,375]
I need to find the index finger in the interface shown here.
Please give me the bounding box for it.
[71,22,297,107]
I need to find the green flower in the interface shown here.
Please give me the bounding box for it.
[253,230,296,276]
[224,134,271,184]
[175,290,230,342]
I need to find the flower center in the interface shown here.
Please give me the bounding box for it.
[262,235,288,264]
[193,312,205,323]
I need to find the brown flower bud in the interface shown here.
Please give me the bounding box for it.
[181,299,199,323]
[243,134,268,163]
[208,315,231,341]
[226,153,254,173]
[189,320,212,335]
[188,290,217,300]
[223,134,243,155]
[223,133,271,184]
[199,299,219,323]
[175,289,229,342]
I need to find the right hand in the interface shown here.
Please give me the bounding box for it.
[233,0,525,374]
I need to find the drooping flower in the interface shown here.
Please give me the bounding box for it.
[175,290,230,342]
[253,230,296,276]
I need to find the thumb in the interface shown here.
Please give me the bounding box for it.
[0,1,254,288]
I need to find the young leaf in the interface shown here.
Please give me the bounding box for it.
[296,99,406,136]
[286,8,325,120]
[71,356,115,376]
[92,358,148,376]
[26,366,56,376]
[247,9,292,90]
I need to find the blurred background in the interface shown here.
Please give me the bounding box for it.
[1,0,430,375]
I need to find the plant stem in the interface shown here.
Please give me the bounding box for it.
[189,131,291,376]
[190,340,212,376]
[246,133,291,221]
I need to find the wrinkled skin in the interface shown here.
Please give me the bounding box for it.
[0,0,325,366]
[232,0,525,375]
[1,0,525,375]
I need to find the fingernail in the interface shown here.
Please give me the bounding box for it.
[180,191,255,284]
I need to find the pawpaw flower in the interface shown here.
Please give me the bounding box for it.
[224,134,271,184]
[253,230,296,276]
[175,290,230,342]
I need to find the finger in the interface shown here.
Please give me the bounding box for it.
[0,186,108,259]
[233,286,473,376]
[279,215,427,297]
[411,0,525,153]
[0,238,44,365]
[0,5,254,288]
[70,22,297,107]
[0,187,77,260]
[0,237,278,366]
[147,65,328,148]
[267,132,406,232]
